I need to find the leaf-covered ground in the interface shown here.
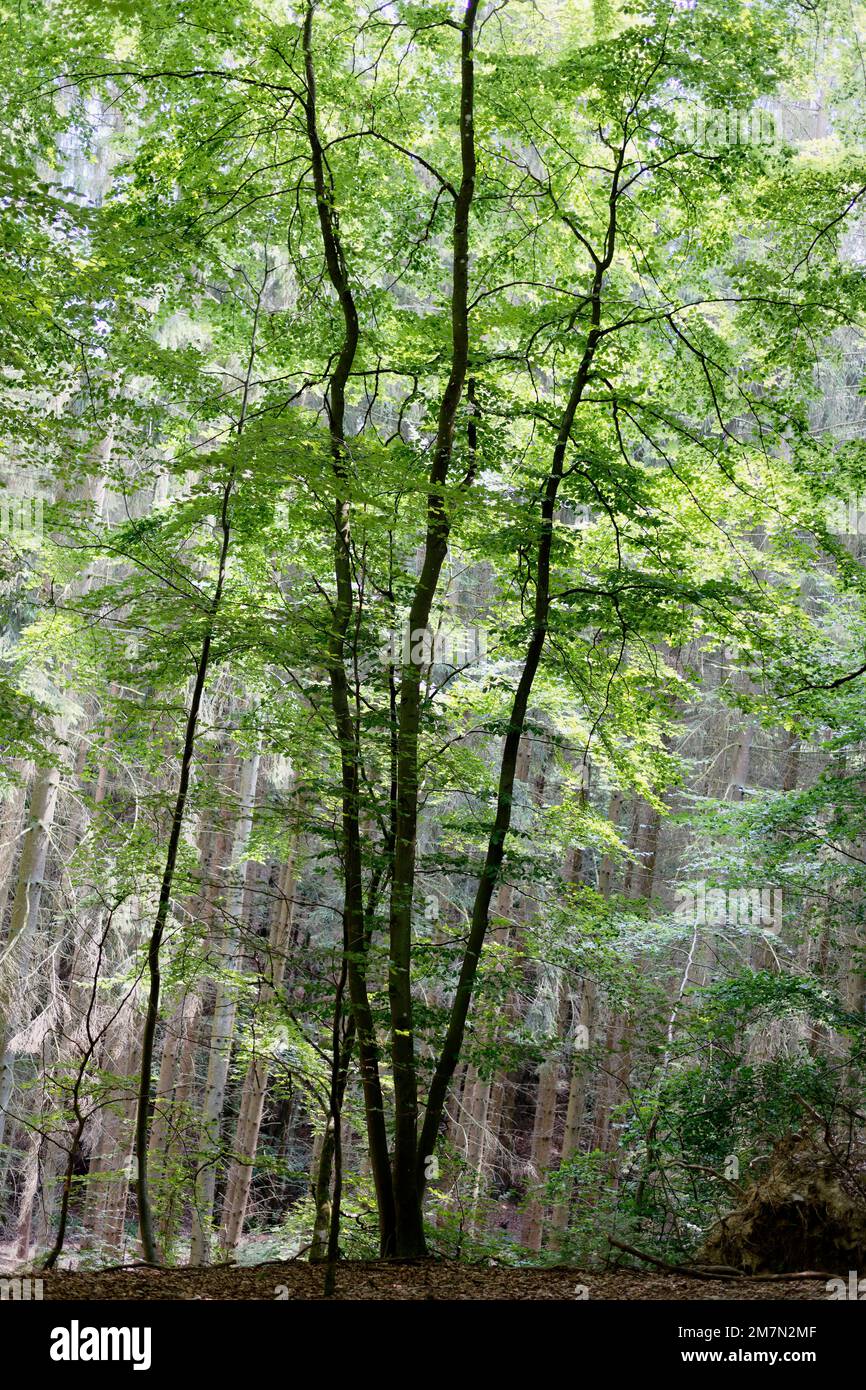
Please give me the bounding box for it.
[38,1260,832,1301]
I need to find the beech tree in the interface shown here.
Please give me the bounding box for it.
[2,0,866,1274]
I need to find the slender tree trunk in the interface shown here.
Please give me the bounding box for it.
[220,848,298,1254]
[522,1054,560,1251]
[417,133,628,1201]
[101,1018,142,1256]
[456,746,529,1230]
[550,979,598,1242]
[134,473,235,1265]
[0,779,26,929]
[302,1,395,1253]
[0,759,62,1155]
[385,0,481,1259]
[190,748,261,1265]
[147,985,203,1254]
[522,979,570,1251]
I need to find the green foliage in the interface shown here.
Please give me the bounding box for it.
[3,0,866,1271]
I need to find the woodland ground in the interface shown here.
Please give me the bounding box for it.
[35,1260,832,1301]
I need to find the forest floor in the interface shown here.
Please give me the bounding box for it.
[35,1259,833,1300]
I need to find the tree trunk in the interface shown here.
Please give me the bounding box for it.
[550,979,598,1242]
[220,848,298,1254]
[190,748,261,1265]
[0,759,63,1155]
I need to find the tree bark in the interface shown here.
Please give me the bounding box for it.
[385,0,481,1259]
[220,849,299,1254]
[417,131,628,1194]
[301,0,396,1253]
[134,472,235,1265]
[0,759,62,1155]
[190,748,261,1264]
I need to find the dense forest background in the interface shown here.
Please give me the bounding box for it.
[2,0,866,1276]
